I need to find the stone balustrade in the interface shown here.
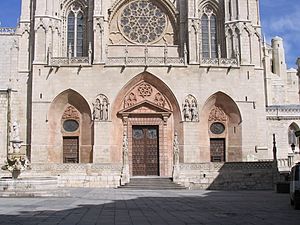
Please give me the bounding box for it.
[0,27,16,35]
[200,57,239,67]
[106,44,186,67]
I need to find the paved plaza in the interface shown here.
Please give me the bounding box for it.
[0,189,299,225]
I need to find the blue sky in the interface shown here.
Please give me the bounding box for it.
[0,0,298,68]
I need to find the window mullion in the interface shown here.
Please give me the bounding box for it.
[74,13,78,57]
[208,17,211,58]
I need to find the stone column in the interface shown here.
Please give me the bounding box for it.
[120,115,130,185]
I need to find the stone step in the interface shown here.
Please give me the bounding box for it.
[119,177,186,190]
[0,189,70,197]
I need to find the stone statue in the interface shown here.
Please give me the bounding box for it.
[183,95,199,122]
[94,94,110,121]
[93,98,101,120]
[173,132,179,165]
[190,100,198,122]
[183,99,191,121]
[12,121,20,141]
[102,99,109,121]
[11,121,22,153]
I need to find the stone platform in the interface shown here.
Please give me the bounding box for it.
[0,177,70,197]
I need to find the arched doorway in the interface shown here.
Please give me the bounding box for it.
[48,89,93,163]
[200,92,242,162]
[111,72,182,178]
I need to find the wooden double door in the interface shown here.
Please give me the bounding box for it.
[63,137,79,163]
[210,138,225,162]
[132,126,159,176]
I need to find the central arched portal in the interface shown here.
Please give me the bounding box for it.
[113,72,182,178]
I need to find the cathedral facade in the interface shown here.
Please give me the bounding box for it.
[0,0,299,188]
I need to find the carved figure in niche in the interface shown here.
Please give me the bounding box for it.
[190,100,199,121]
[10,121,22,153]
[173,132,180,165]
[154,92,166,107]
[93,94,109,121]
[208,106,227,122]
[183,95,199,122]
[11,121,20,142]
[183,99,191,121]
[102,98,109,121]
[93,98,101,120]
[124,92,137,108]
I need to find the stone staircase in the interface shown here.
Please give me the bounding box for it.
[119,177,186,190]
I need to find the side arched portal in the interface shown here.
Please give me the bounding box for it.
[111,72,182,177]
[48,89,93,163]
[200,92,242,162]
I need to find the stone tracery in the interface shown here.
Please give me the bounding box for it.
[123,82,170,110]
[119,0,167,44]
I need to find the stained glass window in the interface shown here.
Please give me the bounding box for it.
[67,4,86,57]
[120,0,167,44]
[201,7,218,58]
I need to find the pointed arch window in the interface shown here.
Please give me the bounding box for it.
[201,7,218,58]
[67,4,87,57]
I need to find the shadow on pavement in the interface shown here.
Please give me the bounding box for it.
[0,189,299,225]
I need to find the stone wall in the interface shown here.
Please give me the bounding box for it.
[174,161,275,190]
[19,163,122,188]
[0,92,8,163]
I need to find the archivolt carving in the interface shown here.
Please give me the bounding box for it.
[123,82,170,110]
[183,95,198,122]
[93,94,109,121]
[62,105,80,121]
[208,106,227,122]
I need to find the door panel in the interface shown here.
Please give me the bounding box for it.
[210,138,225,162]
[63,137,79,163]
[132,126,159,176]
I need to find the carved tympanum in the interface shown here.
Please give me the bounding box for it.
[62,105,80,121]
[123,82,170,110]
[208,106,227,122]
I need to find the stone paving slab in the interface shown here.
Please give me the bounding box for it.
[0,189,299,225]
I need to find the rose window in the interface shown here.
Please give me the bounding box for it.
[119,0,167,44]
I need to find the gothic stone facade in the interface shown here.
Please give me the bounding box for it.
[0,0,299,188]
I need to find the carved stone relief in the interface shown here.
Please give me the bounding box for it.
[124,92,137,108]
[138,82,153,98]
[62,105,80,121]
[182,95,199,122]
[93,94,110,121]
[154,93,166,108]
[123,82,170,110]
[208,106,227,122]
